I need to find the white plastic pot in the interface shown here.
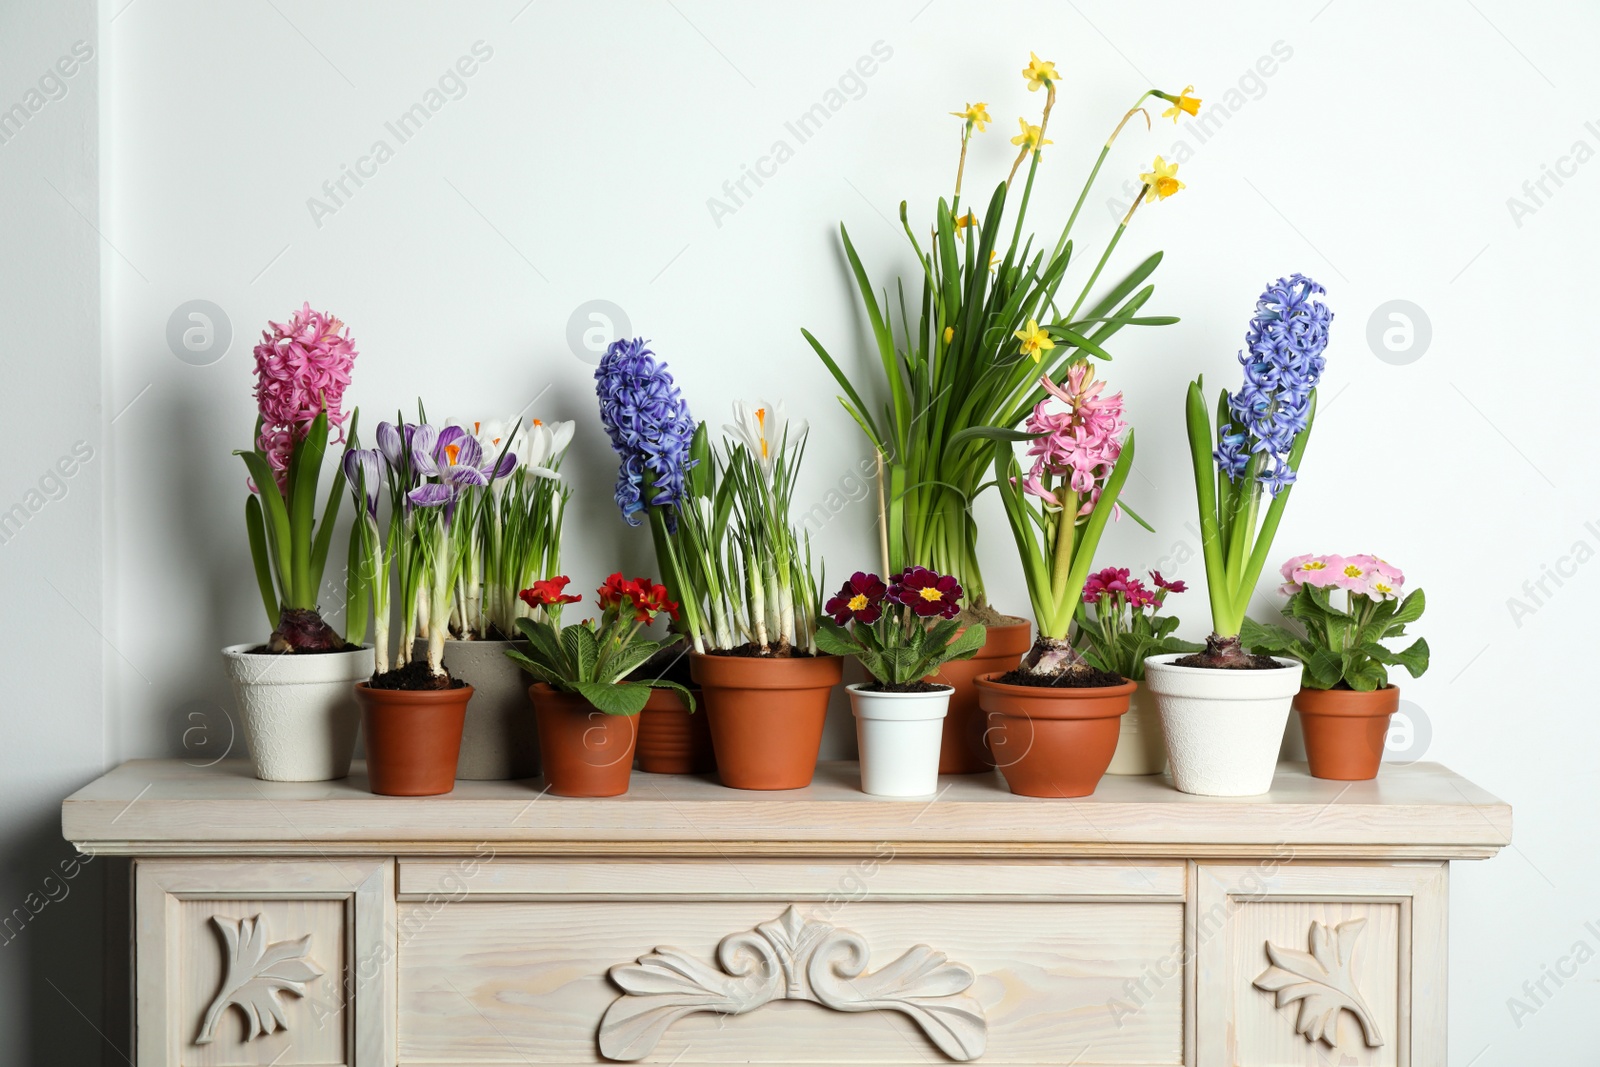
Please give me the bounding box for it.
[847,684,951,797]
[1105,681,1167,776]
[222,643,373,782]
[439,639,538,780]
[1143,653,1302,797]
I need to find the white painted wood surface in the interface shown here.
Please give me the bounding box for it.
[64,759,1511,859]
[70,760,1504,1066]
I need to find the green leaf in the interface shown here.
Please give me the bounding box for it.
[504,649,563,687]
[1391,636,1430,678]
[940,623,987,662]
[563,622,600,683]
[946,425,1044,448]
[573,680,651,716]
[1389,588,1426,630]
[237,450,293,593]
[243,495,279,627]
[287,408,330,606]
[646,678,697,712]
[606,640,665,685]
[514,617,568,675]
[813,619,862,658]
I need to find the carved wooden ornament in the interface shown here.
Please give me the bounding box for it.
[196,913,324,1045]
[598,905,987,1061]
[1254,918,1384,1049]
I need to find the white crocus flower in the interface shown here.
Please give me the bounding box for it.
[725,400,806,475]
[520,419,575,480]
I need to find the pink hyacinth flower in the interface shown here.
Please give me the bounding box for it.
[252,302,359,493]
[1020,362,1126,517]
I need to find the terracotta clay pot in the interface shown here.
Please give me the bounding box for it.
[354,682,473,796]
[1295,685,1400,781]
[974,672,1133,798]
[529,684,640,797]
[636,688,714,775]
[925,619,1031,774]
[690,653,843,790]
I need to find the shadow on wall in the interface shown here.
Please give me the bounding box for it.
[0,804,129,1066]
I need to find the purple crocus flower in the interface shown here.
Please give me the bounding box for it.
[1214,274,1332,495]
[342,447,383,519]
[376,421,406,472]
[595,337,696,528]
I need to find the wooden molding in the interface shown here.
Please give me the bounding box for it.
[1254,918,1384,1049]
[598,904,987,1062]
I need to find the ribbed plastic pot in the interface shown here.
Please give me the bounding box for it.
[636,688,714,775]
[528,683,640,797]
[222,643,372,782]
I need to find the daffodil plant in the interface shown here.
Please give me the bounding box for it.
[806,54,1198,619]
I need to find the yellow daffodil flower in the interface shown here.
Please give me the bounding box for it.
[943,326,955,344]
[988,250,1000,273]
[1011,117,1052,152]
[1140,156,1185,202]
[1161,85,1201,123]
[953,211,976,239]
[1014,319,1055,363]
[1022,52,1057,91]
[949,102,991,131]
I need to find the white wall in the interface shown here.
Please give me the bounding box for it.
[2,0,1592,1060]
[0,0,110,1062]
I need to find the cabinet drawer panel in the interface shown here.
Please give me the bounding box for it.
[397,856,1185,901]
[398,899,1185,1065]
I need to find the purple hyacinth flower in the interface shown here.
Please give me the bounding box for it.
[1218,273,1331,496]
[595,337,697,528]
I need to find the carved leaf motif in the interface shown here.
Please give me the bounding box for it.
[599,905,987,1062]
[1254,918,1384,1048]
[195,914,324,1045]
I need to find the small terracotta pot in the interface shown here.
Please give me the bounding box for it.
[354,682,473,796]
[974,672,1133,798]
[529,684,640,797]
[925,619,1031,774]
[690,653,843,790]
[636,688,714,775]
[1295,685,1400,781]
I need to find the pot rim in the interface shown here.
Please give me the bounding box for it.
[972,671,1136,699]
[688,650,844,688]
[355,681,475,704]
[1142,651,1301,674]
[1294,684,1400,718]
[846,682,954,697]
[222,642,373,657]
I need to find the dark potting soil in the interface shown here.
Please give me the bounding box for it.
[1172,652,1283,670]
[244,644,355,655]
[366,661,467,691]
[996,666,1126,688]
[858,681,950,694]
[703,643,818,659]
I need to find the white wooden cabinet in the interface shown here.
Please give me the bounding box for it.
[63,760,1508,1067]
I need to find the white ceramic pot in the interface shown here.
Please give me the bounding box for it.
[1143,653,1302,797]
[1105,681,1167,775]
[439,639,539,780]
[847,684,951,797]
[221,643,372,782]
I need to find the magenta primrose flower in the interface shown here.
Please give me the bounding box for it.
[1280,553,1405,600]
[1022,362,1127,516]
[824,572,888,625]
[252,303,358,491]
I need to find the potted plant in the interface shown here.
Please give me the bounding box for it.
[814,569,987,796]
[805,53,1195,773]
[979,363,1139,798]
[345,419,502,795]
[436,416,573,779]
[1076,568,1199,775]
[1243,554,1428,780]
[595,339,836,791]
[224,303,372,783]
[1145,274,1333,797]
[505,573,694,797]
